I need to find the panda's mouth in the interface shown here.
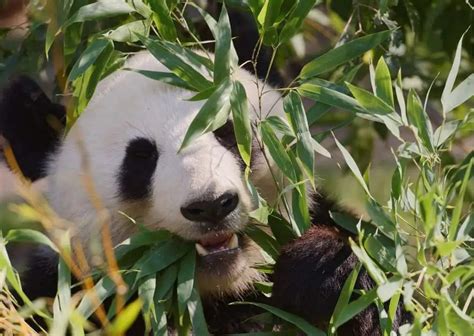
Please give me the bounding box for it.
[195,232,239,257]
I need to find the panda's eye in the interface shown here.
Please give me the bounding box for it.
[127,138,158,160]
[213,120,237,149]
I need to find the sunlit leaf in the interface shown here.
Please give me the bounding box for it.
[374,57,394,107]
[180,79,232,151]
[214,4,238,84]
[66,0,135,25]
[231,81,252,166]
[69,38,111,81]
[177,249,196,319]
[260,121,297,181]
[149,0,177,41]
[441,29,469,115]
[407,89,434,151]
[284,91,315,185]
[299,30,391,79]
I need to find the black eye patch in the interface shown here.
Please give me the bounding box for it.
[118,137,158,200]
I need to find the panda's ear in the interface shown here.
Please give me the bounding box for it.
[0,76,65,181]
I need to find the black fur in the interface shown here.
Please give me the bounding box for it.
[0,76,65,181]
[118,137,159,200]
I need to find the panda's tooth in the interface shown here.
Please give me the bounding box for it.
[228,234,239,249]
[195,243,209,256]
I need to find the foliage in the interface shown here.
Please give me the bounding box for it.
[0,0,473,335]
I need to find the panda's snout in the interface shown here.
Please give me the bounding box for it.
[180,191,239,223]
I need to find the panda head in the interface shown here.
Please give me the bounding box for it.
[1,52,285,297]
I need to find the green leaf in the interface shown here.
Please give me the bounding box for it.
[365,200,396,239]
[136,239,191,279]
[291,182,311,234]
[245,225,280,261]
[346,82,394,115]
[377,276,403,302]
[107,20,149,43]
[260,121,297,181]
[284,91,315,186]
[5,229,58,252]
[364,235,396,272]
[448,157,473,240]
[66,0,134,25]
[333,288,378,328]
[329,263,362,333]
[139,36,212,92]
[68,38,111,82]
[106,299,142,335]
[394,70,407,125]
[442,74,474,113]
[433,120,460,147]
[441,29,468,115]
[299,30,391,79]
[374,57,394,107]
[138,275,156,313]
[115,230,171,260]
[149,0,177,41]
[279,0,320,43]
[350,239,387,285]
[124,68,195,91]
[265,116,295,137]
[298,82,367,115]
[233,302,325,336]
[187,288,209,335]
[407,89,434,151]
[177,249,196,319]
[257,0,283,29]
[333,135,372,197]
[180,79,233,151]
[231,81,252,166]
[51,255,72,336]
[154,263,178,300]
[268,213,297,246]
[214,4,238,84]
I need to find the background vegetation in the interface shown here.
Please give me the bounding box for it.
[0,0,473,335]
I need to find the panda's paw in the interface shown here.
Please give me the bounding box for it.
[271,225,380,335]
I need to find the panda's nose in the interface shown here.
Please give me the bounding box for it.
[181,192,239,223]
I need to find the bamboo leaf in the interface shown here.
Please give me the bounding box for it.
[374,57,394,107]
[260,121,297,181]
[139,36,212,91]
[66,0,134,25]
[68,38,110,82]
[407,89,434,151]
[214,4,238,84]
[441,29,468,115]
[177,249,196,319]
[149,0,177,41]
[180,79,232,151]
[300,30,391,79]
[231,81,252,166]
[284,91,315,185]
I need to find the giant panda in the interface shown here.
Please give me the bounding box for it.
[0,51,405,335]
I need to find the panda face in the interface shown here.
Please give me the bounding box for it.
[46,52,282,296]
